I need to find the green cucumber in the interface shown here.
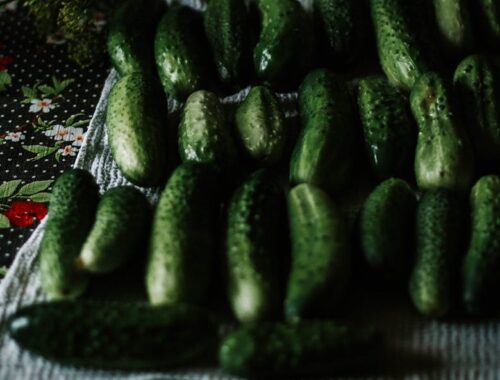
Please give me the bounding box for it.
[179,90,238,169]
[475,0,500,51]
[39,169,99,300]
[432,0,473,56]
[106,73,169,187]
[357,76,416,179]
[370,0,437,89]
[219,321,381,377]
[463,175,500,314]
[290,69,356,194]
[146,163,221,306]
[154,6,211,100]
[204,0,250,88]
[253,0,313,86]
[409,189,465,317]
[78,186,150,274]
[359,178,416,283]
[234,86,287,167]
[9,301,216,369]
[411,72,474,192]
[225,170,286,323]
[285,183,351,320]
[454,54,500,166]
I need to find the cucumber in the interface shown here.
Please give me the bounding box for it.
[290,69,356,194]
[106,73,169,187]
[154,6,211,100]
[219,320,381,377]
[146,163,221,306]
[253,0,313,86]
[357,76,416,179]
[409,189,465,318]
[234,86,287,167]
[204,0,250,88]
[179,90,238,169]
[225,170,286,323]
[313,0,362,66]
[8,301,216,369]
[285,184,351,320]
[463,175,500,314]
[359,178,416,283]
[475,0,500,51]
[411,72,474,192]
[432,0,473,56]
[78,186,151,274]
[370,0,437,90]
[454,55,500,166]
[106,0,161,76]
[39,169,99,300]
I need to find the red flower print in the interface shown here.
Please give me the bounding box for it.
[4,201,48,228]
[0,56,13,72]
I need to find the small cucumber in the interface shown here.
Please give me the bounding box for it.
[9,302,216,370]
[154,6,211,100]
[225,170,286,323]
[290,69,356,194]
[475,0,500,51]
[234,86,287,167]
[146,163,221,306]
[409,189,465,318]
[219,321,381,377]
[454,54,500,166]
[39,169,99,300]
[357,76,416,179]
[253,0,313,86]
[411,72,474,192]
[78,186,151,274]
[359,178,416,283]
[432,0,473,56]
[179,90,238,169]
[463,175,500,314]
[204,0,251,88]
[106,73,169,187]
[285,184,351,320]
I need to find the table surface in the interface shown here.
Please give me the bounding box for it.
[0,1,108,269]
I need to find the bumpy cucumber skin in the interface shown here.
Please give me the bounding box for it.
[290,69,355,194]
[359,178,416,282]
[225,170,286,323]
[454,55,500,165]
[463,176,500,314]
[179,90,238,169]
[9,302,216,370]
[78,186,150,274]
[39,169,99,300]
[370,0,437,90]
[204,0,250,88]
[253,0,313,86]
[411,72,474,192]
[433,0,473,56]
[219,321,381,377]
[285,184,351,320]
[146,163,220,306]
[357,76,416,179]
[476,0,500,50]
[154,6,209,100]
[314,0,361,66]
[409,189,465,318]
[106,74,168,187]
[235,86,286,167]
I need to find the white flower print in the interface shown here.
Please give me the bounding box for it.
[70,129,86,146]
[29,98,55,113]
[4,131,25,142]
[58,145,78,157]
[44,125,71,141]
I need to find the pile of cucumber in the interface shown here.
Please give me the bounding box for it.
[7,0,500,376]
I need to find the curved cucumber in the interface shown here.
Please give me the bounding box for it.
[225,170,286,323]
[411,72,474,192]
[146,163,221,306]
[234,86,286,167]
[285,184,351,320]
[78,186,150,274]
[475,0,500,51]
[432,0,473,56]
[39,169,99,299]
